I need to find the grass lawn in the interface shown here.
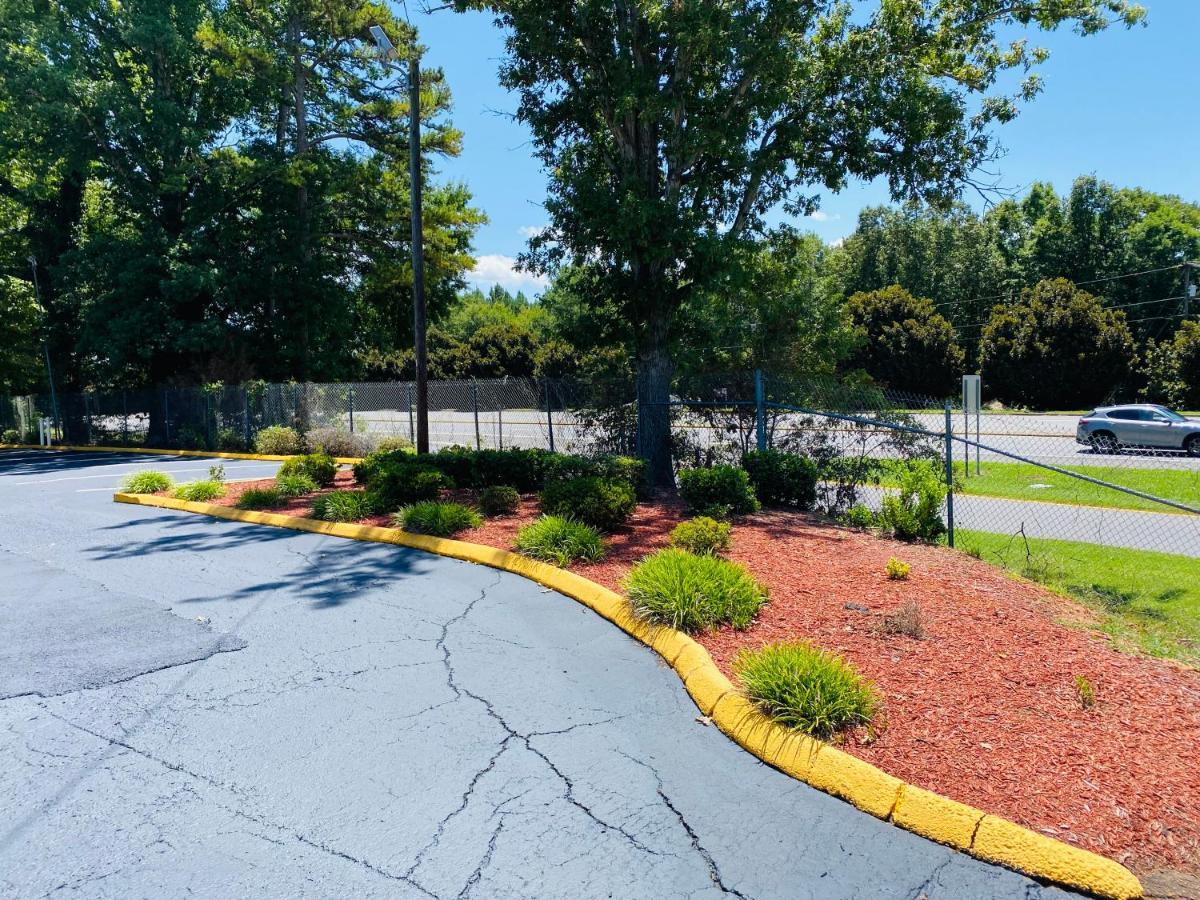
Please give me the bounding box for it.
[958,529,1200,666]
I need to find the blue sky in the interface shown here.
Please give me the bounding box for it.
[408,2,1200,295]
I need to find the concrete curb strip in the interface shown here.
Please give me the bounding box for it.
[112,490,1143,900]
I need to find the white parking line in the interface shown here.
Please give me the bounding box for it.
[12,462,278,485]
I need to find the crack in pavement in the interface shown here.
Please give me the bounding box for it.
[908,853,955,900]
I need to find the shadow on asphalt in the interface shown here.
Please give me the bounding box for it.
[0,450,196,478]
[87,512,432,611]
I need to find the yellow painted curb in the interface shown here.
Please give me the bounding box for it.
[2,444,362,465]
[111,491,1143,899]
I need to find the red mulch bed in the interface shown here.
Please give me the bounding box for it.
[186,475,1200,877]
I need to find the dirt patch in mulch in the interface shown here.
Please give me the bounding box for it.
[169,474,1200,877]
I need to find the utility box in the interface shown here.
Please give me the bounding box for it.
[962,374,981,414]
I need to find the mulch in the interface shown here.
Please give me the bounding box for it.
[186,474,1200,878]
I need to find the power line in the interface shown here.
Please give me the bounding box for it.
[933,263,1186,311]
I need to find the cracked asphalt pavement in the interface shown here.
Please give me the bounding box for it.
[0,450,1078,899]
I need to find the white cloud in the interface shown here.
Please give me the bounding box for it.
[469,254,549,294]
[807,210,840,222]
[517,225,546,239]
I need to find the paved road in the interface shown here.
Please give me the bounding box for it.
[0,449,1074,899]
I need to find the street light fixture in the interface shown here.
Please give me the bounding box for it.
[369,25,429,454]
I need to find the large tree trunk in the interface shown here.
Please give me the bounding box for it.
[636,305,675,488]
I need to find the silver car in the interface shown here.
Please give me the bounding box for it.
[1076,404,1200,456]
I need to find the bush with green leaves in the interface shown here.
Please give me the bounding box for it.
[677,465,759,518]
[472,448,548,491]
[359,458,450,512]
[540,476,635,532]
[312,490,377,522]
[305,427,374,459]
[121,470,174,494]
[173,480,226,502]
[375,435,414,453]
[254,425,303,455]
[625,549,767,633]
[669,517,732,556]
[878,462,946,542]
[3,428,22,443]
[742,450,818,510]
[394,501,482,536]
[277,452,337,487]
[542,453,645,494]
[275,472,318,497]
[515,515,605,566]
[479,485,520,517]
[236,487,283,510]
[216,428,246,452]
[847,285,964,398]
[842,503,875,529]
[734,641,879,739]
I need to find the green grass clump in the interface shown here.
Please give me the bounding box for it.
[515,515,605,566]
[625,548,766,633]
[669,516,732,556]
[734,642,879,739]
[236,487,283,510]
[312,490,376,522]
[479,484,520,517]
[394,501,482,536]
[275,472,318,497]
[959,529,1200,666]
[121,470,174,494]
[173,480,226,502]
[254,425,302,455]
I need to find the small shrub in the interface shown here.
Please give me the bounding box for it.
[625,548,767,633]
[472,448,549,491]
[394,501,482,536]
[479,485,520,517]
[843,504,875,529]
[669,517,732,556]
[677,466,759,518]
[207,464,226,482]
[362,460,450,511]
[742,450,818,510]
[543,453,646,494]
[515,515,606,566]
[277,452,337,487]
[177,425,209,451]
[877,462,946,543]
[254,425,303,455]
[734,642,880,738]
[880,600,925,639]
[275,472,318,497]
[305,427,374,459]
[427,446,477,486]
[312,490,376,522]
[236,487,283,510]
[216,427,246,452]
[374,435,414,453]
[540,476,636,532]
[173,480,226,502]
[1074,674,1097,710]
[885,557,911,580]
[122,470,174,494]
[2,428,22,443]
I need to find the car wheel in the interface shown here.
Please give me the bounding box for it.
[1089,432,1120,455]
[1186,435,1200,458]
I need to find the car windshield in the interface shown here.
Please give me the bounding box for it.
[1153,406,1187,422]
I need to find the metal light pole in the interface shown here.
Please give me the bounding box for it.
[28,256,60,441]
[369,25,429,453]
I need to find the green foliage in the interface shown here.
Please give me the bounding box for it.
[885,558,911,581]
[0,276,42,395]
[735,642,879,739]
[515,515,606,566]
[277,452,337,488]
[843,504,875,529]
[878,463,947,543]
[207,464,225,482]
[542,453,646,494]
[394,501,482,537]
[1142,320,1200,410]
[374,436,414,453]
[121,470,174,494]
[677,466,759,518]
[275,473,318,497]
[625,549,767,633]
[1074,674,1097,710]
[216,428,246,452]
[255,426,303,456]
[356,455,450,512]
[742,450,818,510]
[173,480,226,502]
[846,286,964,398]
[980,279,1136,409]
[1,428,20,444]
[312,490,376,523]
[669,517,732,557]
[471,448,548,492]
[478,485,520,517]
[236,487,282,510]
[540,476,636,532]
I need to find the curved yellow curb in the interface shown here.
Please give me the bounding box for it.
[2,443,361,465]
[112,491,1142,900]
